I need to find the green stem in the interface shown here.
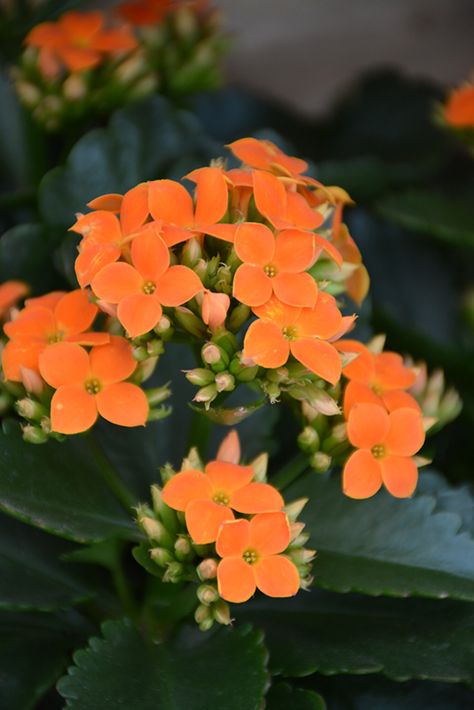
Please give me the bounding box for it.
[111,555,139,623]
[187,410,211,459]
[86,432,137,511]
[272,452,309,491]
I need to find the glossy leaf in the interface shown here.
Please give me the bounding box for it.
[58,618,269,709]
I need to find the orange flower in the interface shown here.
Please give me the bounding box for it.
[252,170,325,232]
[0,280,28,320]
[444,84,474,128]
[70,211,127,287]
[343,402,425,499]
[337,340,418,416]
[216,512,300,603]
[39,336,148,434]
[232,223,317,308]
[25,11,137,77]
[117,0,175,26]
[162,461,283,543]
[228,137,312,181]
[243,294,345,385]
[200,290,230,331]
[91,224,202,337]
[2,290,108,381]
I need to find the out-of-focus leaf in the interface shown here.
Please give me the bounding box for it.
[58,618,269,709]
[418,470,474,536]
[266,683,326,710]
[288,470,474,599]
[0,223,57,293]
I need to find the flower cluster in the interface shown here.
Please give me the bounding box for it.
[136,431,313,628]
[13,1,227,130]
[437,81,474,151]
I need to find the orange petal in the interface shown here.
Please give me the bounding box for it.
[161,225,195,247]
[70,211,121,245]
[296,292,343,339]
[60,10,103,36]
[0,280,28,312]
[253,295,301,329]
[186,498,234,544]
[233,264,272,307]
[24,291,63,309]
[4,306,54,342]
[216,518,250,557]
[216,430,241,464]
[252,170,287,227]
[234,222,275,266]
[375,352,417,390]
[89,336,136,384]
[87,193,123,212]
[54,289,97,336]
[162,470,212,511]
[286,191,323,230]
[217,557,256,603]
[96,382,149,427]
[230,482,284,514]
[290,338,342,385]
[201,291,229,330]
[385,408,425,457]
[336,339,373,383]
[202,223,238,243]
[149,179,194,227]
[243,319,289,368]
[313,233,343,267]
[254,555,300,597]
[75,243,121,288]
[92,27,137,53]
[188,167,229,226]
[347,402,390,449]
[50,385,98,435]
[347,264,370,305]
[227,137,274,170]
[120,184,149,235]
[343,380,382,418]
[382,390,421,413]
[130,226,169,282]
[91,262,142,303]
[249,511,291,555]
[2,341,43,381]
[155,265,202,307]
[273,229,315,272]
[205,460,254,494]
[39,342,89,388]
[380,455,418,498]
[67,332,110,346]
[272,272,318,308]
[117,293,162,338]
[58,46,102,72]
[343,449,382,499]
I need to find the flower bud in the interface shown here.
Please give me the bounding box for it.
[150,547,174,567]
[146,384,172,407]
[213,599,232,626]
[15,80,41,106]
[197,584,219,606]
[184,368,215,386]
[132,344,149,361]
[197,558,218,581]
[193,384,218,407]
[163,561,184,583]
[151,485,179,533]
[147,406,172,422]
[19,367,44,396]
[128,75,158,101]
[202,342,229,372]
[175,535,193,561]
[289,522,305,542]
[228,303,251,332]
[174,307,207,338]
[310,451,332,473]
[139,514,173,548]
[297,426,320,454]
[63,74,87,101]
[22,424,48,444]
[283,498,308,522]
[264,381,280,403]
[146,339,165,358]
[250,452,268,482]
[181,446,203,471]
[216,430,241,464]
[160,464,176,483]
[290,548,317,564]
[181,237,202,267]
[229,356,259,382]
[195,604,214,630]
[215,372,235,393]
[154,315,173,339]
[15,398,47,422]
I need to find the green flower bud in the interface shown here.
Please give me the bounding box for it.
[185,368,215,386]
[215,372,235,393]
[197,584,219,606]
[193,383,218,408]
[139,515,174,548]
[22,424,48,445]
[147,405,172,422]
[149,547,174,567]
[197,558,218,581]
[15,398,47,422]
[146,384,172,407]
[228,303,251,332]
[297,426,320,454]
[202,342,229,371]
[283,498,308,522]
[174,307,207,338]
[163,561,184,583]
[151,485,179,533]
[213,599,232,626]
[181,446,203,472]
[181,237,202,267]
[195,604,214,630]
[132,345,149,362]
[154,315,173,338]
[146,339,165,358]
[175,535,193,561]
[250,453,268,482]
[310,451,332,473]
[229,356,259,382]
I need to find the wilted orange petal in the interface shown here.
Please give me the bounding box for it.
[54,289,97,336]
[233,264,272,307]
[291,338,341,385]
[231,482,284,514]
[205,460,254,493]
[149,180,194,227]
[234,222,275,266]
[131,226,169,282]
[343,449,382,499]
[250,511,291,555]
[216,518,250,557]
[186,498,235,544]
[243,319,289,368]
[286,191,323,230]
[188,167,229,226]
[92,262,142,303]
[120,184,149,235]
[385,408,425,457]
[75,243,121,288]
[343,380,381,418]
[87,193,123,212]
[154,265,202,307]
[162,470,212,511]
[39,342,89,388]
[50,385,97,435]
[96,382,149,427]
[254,555,300,597]
[380,455,418,498]
[296,293,343,339]
[117,293,162,338]
[273,272,318,308]
[382,390,421,413]
[253,170,287,227]
[217,557,256,603]
[273,229,315,272]
[347,402,390,449]
[89,336,136,384]
[216,430,241,464]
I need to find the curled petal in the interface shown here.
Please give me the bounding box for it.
[254,555,300,597]
[234,222,275,266]
[347,403,390,449]
[96,382,149,427]
[87,193,123,212]
[385,408,425,457]
[70,211,122,245]
[217,557,256,603]
[313,233,343,267]
[291,338,342,385]
[243,319,289,369]
[186,498,234,544]
[50,385,97,435]
[118,293,162,338]
[120,184,149,235]
[205,461,254,493]
[272,272,318,308]
[155,266,202,307]
[343,449,382,499]
[162,470,212,511]
[233,264,272,307]
[216,518,250,557]
[231,482,284,514]
[89,336,136,384]
[380,455,418,498]
[250,511,291,555]
[39,342,89,388]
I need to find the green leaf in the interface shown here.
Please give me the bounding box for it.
[267,683,326,710]
[0,610,88,710]
[0,513,95,611]
[288,470,474,599]
[0,423,137,543]
[0,223,57,293]
[58,618,269,709]
[376,189,474,249]
[243,591,474,683]
[418,470,474,536]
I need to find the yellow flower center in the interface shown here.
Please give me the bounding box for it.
[47,330,64,344]
[371,443,386,459]
[84,378,102,395]
[142,280,156,295]
[212,491,230,506]
[371,382,383,396]
[264,263,278,278]
[242,548,259,565]
[282,325,298,341]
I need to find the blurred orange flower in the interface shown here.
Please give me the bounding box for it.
[444,84,474,128]
[0,280,28,320]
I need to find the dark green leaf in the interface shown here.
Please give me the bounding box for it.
[0,513,95,611]
[418,470,474,536]
[0,223,57,293]
[0,424,137,543]
[289,470,474,599]
[243,591,474,683]
[266,682,326,710]
[58,618,269,709]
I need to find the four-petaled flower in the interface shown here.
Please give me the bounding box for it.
[162,460,283,543]
[216,512,300,603]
